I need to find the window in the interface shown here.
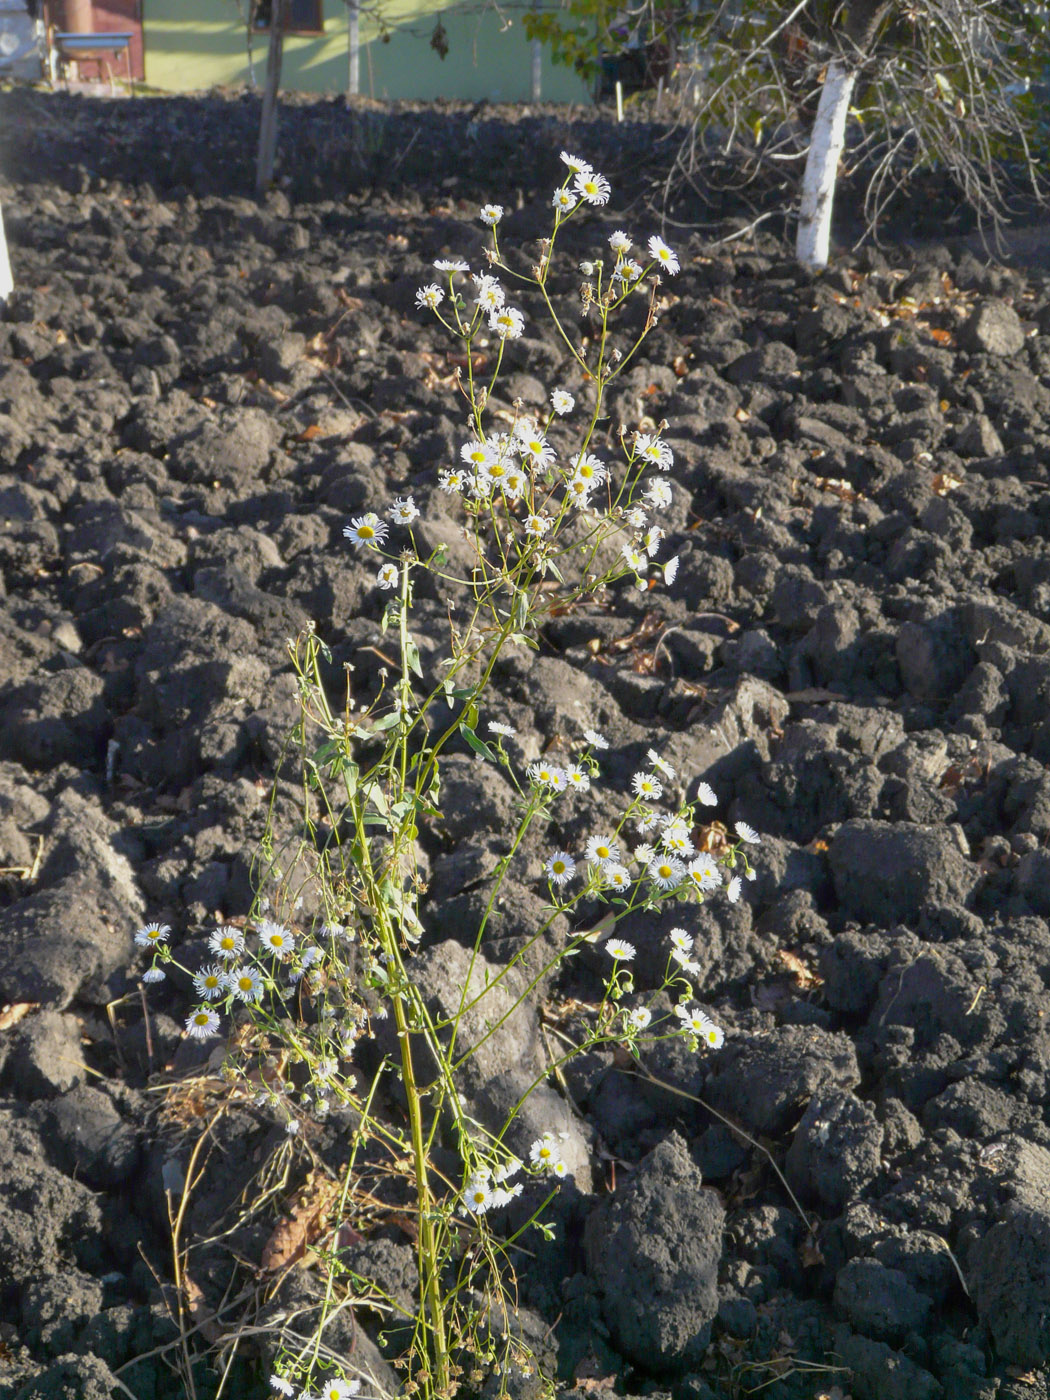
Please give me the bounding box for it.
[253,0,325,34]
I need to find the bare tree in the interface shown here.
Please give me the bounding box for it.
[529,0,1047,266]
[663,0,1048,267]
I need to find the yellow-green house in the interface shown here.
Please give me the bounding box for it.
[143,0,591,103]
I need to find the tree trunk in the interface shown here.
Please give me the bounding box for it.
[255,0,286,198]
[0,197,12,306]
[346,0,359,97]
[795,56,857,270]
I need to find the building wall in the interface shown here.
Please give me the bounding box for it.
[142,0,591,103]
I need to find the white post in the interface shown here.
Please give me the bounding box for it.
[0,197,12,305]
[347,0,359,97]
[796,56,857,270]
[530,37,541,101]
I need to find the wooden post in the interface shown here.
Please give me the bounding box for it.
[0,196,12,305]
[255,0,286,198]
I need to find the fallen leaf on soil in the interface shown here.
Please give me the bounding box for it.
[0,1002,36,1030]
[777,950,823,991]
[261,1173,342,1273]
[932,471,963,494]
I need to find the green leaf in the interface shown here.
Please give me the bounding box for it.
[459,723,496,763]
[404,636,424,679]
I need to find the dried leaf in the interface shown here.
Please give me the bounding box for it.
[928,327,953,346]
[777,949,823,991]
[261,1174,341,1273]
[0,1002,36,1030]
[932,471,963,495]
[294,424,324,442]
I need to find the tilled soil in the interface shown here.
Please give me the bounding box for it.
[2,86,1050,1400]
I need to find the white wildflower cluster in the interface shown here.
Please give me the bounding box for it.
[135,914,372,1117]
[539,759,761,909]
[462,1158,526,1215]
[270,1372,361,1400]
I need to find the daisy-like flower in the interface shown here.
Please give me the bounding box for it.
[661,818,692,852]
[438,469,467,494]
[479,203,504,226]
[461,438,494,470]
[502,466,527,499]
[552,187,578,214]
[141,966,166,984]
[551,388,575,415]
[462,1177,491,1213]
[647,235,681,275]
[551,1159,569,1178]
[584,728,608,750]
[625,505,648,530]
[636,433,674,471]
[621,545,646,573]
[376,562,399,590]
[676,1004,708,1035]
[663,556,681,586]
[434,257,469,272]
[209,924,244,959]
[626,1005,652,1032]
[701,1020,725,1050]
[565,478,592,509]
[650,854,686,890]
[585,834,620,866]
[226,966,264,1003]
[318,1380,360,1400]
[545,851,576,886]
[515,422,555,468]
[646,479,673,509]
[670,927,692,952]
[489,306,525,340]
[574,169,611,205]
[270,1377,295,1397]
[696,782,718,806]
[609,229,632,253]
[390,495,419,524]
[489,720,516,737]
[258,920,295,957]
[727,876,743,904]
[634,842,656,866]
[570,451,608,488]
[185,1008,221,1041]
[603,862,631,892]
[631,771,664,800]
[193,965,226,1001]
[560,150,592,174]
[565,764,591,793]
[135,921,171,949]
[644,526,664,559]
[735,821,761,845]
[615,258,644,285]
[647,749,675,779]
[524,514,551,537]
[672,949,702,976]
[528,760,566,789]
[530,1133,561,1169]
[343,513,389,549]
[686,855,723,893]
[473,273,505,310]
[606,938,636,961]
[415,284,444,310]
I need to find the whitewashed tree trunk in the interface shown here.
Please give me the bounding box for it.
[0,197,12,306]
[796,57,857,270]
[346,0,359,97]
[255,0,286,198]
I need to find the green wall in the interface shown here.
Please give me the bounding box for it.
[143,0,591,102]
